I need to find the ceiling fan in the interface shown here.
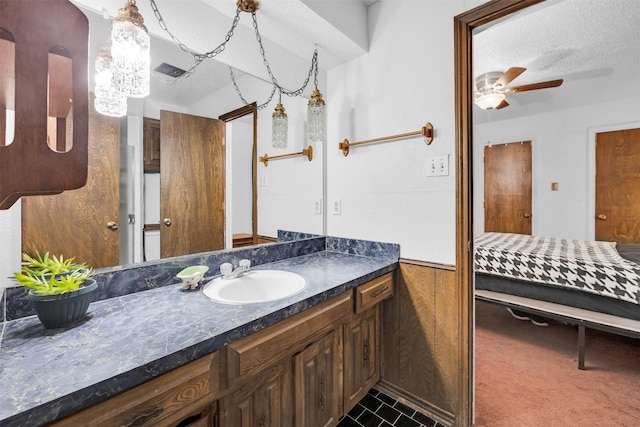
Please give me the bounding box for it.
[474,67,563,110]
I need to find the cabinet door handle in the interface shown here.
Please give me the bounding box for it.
[372,286,389,299]
[126,406,164,427]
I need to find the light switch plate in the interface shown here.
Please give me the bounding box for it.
[314,199,323,215]
[426,154,449,177]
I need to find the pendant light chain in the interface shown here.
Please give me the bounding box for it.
[251,12,317,98]
[149,0,242,80]
[148,0,324,143]
[229,66,277,110]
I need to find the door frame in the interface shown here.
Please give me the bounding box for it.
[219,102,258,246]
[587,121,640,240]
[454,1,544,425]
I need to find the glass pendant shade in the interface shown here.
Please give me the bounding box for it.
[272,102,288,148]
[94,45,127,117]
[111,0,150,98]
[307,88,326,142]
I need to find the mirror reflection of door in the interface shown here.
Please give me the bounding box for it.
[21,98,121,268]
[595,127,640,243]
[160,110,225,258]
[483,141,532,235]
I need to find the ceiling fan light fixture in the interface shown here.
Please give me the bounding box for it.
[475,91,505,110]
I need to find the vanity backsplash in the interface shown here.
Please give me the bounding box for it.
[3,233,399,321]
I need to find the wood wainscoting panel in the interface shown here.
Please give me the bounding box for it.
[381,262,457,424]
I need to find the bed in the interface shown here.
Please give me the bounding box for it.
[474,232,640,369]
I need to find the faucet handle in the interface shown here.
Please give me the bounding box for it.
[220,262,233,276]
[239,259,251,270]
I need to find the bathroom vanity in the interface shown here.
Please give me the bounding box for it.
[0,237,398,426]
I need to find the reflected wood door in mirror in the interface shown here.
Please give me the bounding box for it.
[595,128,640,243]
[0,0,88,209]
[160,110,225,258]
[22,97,120,268]
[143,117,160,173]
[484,141,532,235]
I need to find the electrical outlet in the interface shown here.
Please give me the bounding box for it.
[314,199,323,215]
[259,175,268,186]
[331,199,341,215]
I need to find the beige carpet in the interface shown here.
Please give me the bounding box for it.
[474,300,640,427]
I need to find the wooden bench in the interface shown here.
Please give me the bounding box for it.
[475,289,640,370]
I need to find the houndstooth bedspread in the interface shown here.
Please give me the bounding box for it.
[474,232,640,305]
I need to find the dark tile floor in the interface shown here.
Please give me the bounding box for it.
[337,388,442,427]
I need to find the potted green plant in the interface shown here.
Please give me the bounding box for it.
[14,252,97,329]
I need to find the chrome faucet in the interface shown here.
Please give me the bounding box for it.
[220,259,251,279]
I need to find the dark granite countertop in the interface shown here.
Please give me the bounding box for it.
[0,249,397,426]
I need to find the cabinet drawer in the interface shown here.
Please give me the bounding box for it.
[225,292,352,387]
[50,353,216,427]
[355,273,394,314]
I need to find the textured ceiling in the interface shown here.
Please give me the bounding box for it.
[473,0,640,121]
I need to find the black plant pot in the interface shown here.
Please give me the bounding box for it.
[27,279,98,329]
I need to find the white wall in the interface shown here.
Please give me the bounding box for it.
[473,96,640,240]
[231,118,253,234]
[325,0,469,264]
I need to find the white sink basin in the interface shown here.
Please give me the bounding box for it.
[201,270,308,304]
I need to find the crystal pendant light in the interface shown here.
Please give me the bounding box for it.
[307,87,325,142]
[94,44,127,117]
[111,0,150,98]
[272,93,288,148]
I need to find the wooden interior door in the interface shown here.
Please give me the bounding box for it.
[595,127,640,243]
[484,141,532,234]
[160,110,225,258]
[21,99,120,268]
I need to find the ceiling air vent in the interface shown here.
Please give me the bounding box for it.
[154,63,187,78]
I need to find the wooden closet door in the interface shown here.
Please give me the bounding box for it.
[160,110,225,258]
[484,141,532,235]
[595,128,640,243]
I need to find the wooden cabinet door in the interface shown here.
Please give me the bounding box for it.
[595,128,640,243]
[484,141,532,234]
[344,306,381,412]
[160,110,225,258]
[143,117,160,173]
[294,329,343,427]
[219,360,294,427]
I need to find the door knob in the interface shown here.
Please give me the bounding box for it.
[597,214,607,220]
[523,213,531,218]
[163,218,172,226]
[106,221,118,231]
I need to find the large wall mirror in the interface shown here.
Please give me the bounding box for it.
[19,1,327,269]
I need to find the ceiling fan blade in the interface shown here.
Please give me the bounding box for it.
[505,79,564,93]
[493,67,526,88]
[495,99,509,109]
